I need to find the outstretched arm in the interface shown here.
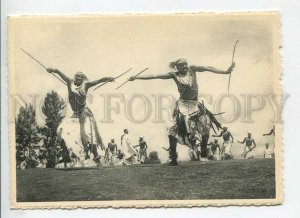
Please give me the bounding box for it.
[47,68,72,85]
[190,62,235,75]
[129,73,173,81]
[85,77,114,90]
[212,132,223,137]
[238,138,246,144]
[162,147,170,151]
[263,128,275,136]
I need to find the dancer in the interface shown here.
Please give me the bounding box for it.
[134,137,148,164]
[129,59,235,165]
[47,68,114,163]
[238,133,257,159]
[212,127,234,160]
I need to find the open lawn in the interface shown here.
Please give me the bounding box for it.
[16,158,275,202]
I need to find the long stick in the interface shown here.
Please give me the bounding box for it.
[93,68,133,91]
[20,48,67,86]
[227,40,239,93]
[115,68,149,90]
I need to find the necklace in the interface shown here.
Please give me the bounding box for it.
[176,71,198,96]
[70,83,86,106]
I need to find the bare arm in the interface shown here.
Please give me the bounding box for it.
[247,140,256,152]
[47,68,72,84]
[263,128,275,136]
[129,73,173,81]
[190,62,235,75]
[229,132,234,143]
[238,138,246,144]
[162,147,170,151]
[212,132,223,137]
[85,77,114,90]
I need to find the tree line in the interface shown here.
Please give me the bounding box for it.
[15,91,66,169]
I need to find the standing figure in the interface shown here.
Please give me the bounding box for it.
[212,127,234,160]
[129,59,235,165]
[264,143,274,159]
[121,129,138,165]
[105,139,118,166]
[263,125,275,156]
[47,68,114,165]
[238,133,257,159]
[134,137,148,164]
[207,139,221,160]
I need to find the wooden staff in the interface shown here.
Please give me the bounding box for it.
[115,68,149,90]
[93,68,133,91]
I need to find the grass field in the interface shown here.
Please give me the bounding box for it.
[16,158,275,202]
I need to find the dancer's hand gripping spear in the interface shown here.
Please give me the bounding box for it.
[227,40,239,93]
[20,48,67,86]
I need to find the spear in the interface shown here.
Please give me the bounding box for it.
[20,48,67,86]
[115,68,149,90]
[93,68,133,91]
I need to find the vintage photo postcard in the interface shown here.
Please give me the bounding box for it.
[8,12,282,208]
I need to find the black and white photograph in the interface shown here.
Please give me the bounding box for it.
[8,13,282,208]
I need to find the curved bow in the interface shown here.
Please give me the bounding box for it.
[227,40,239,93]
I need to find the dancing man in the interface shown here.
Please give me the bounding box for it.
[134,137,148,164]
[129,59,235,165]
[207,139,221,160]
[238,133,257,159]
[105,139,118,165]
[212,127,234,160]
[47,68,114,161]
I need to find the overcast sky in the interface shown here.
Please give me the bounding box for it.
[9,14,280,161]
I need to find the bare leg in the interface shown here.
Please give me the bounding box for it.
[168,135,178,166]
[200,134,209,157]
[79,114,90,159]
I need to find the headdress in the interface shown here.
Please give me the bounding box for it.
[169,58,188,69]
[74,72,88,81]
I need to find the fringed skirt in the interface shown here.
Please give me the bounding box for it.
[56,107,104,164]
[168,99,222,140]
